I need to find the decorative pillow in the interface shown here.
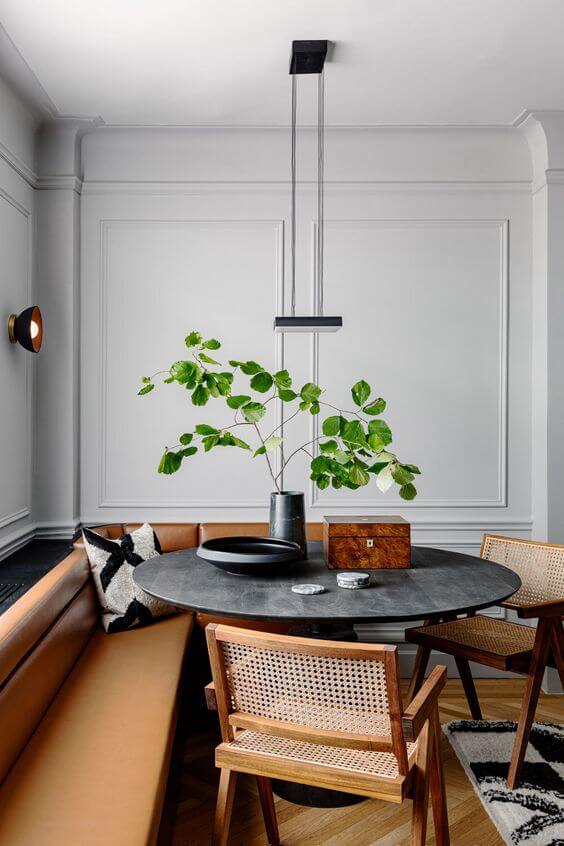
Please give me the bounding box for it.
[82,522,177,633]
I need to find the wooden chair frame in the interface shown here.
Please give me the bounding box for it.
[406,534,564,790]
[206,623,450,846]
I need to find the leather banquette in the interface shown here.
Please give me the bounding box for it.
[0,522,321,844]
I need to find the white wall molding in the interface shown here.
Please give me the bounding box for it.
[0,181,33,539]
[95,217,285,510]
[308,218,509,510]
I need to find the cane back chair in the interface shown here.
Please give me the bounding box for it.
[406,535,564,789]
[206,624,450,846]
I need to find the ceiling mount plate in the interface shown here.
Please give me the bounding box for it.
[289,40,328,75]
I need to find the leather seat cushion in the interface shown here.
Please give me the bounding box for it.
[0,613,193,846]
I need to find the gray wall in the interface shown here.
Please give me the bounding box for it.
[0,75,37,557]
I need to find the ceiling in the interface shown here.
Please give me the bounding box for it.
[1,0,564,126]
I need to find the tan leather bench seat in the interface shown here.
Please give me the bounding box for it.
[0,612,193,846]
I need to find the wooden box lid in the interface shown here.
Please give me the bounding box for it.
[323,515,410,538]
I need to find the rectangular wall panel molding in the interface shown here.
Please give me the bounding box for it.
[308,219,509,509]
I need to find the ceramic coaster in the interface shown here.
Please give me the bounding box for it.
[291,583,326,595]
[336,571,370,590]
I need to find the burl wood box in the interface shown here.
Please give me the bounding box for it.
[323,516,411,569]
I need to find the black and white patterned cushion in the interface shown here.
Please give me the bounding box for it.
[82,523,176,633]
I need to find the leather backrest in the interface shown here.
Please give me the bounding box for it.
[0,574,98,784]
[199,522,324,543]
[0,548,91,688]
[124,523,199,552]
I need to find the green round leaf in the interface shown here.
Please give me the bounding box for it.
[250,371,274,393]
[227,394,251,409]
[263,435,283,453]
[319,439,338,454]
[278,388,298,402]
[310,455,331,475]
[391,464,415,485]
[274,369,292,389]
[241,401,266,423]
[368,432,385,452]
[195,424,219,435]
[300,382,322,403]
[179,433,193,445]
[351,380,371,407]
[185,331,202,348]
[322,415,341,436]
[349,465,369,486]
[368,419,393,446]
[363,398,386,416]
[399,482,417,500]
[199,353,221,366]
[191,385,210,406]
[170,360,199,386]
[316,474,331,490]
[180,446,197,458]
[202,338,221,350]
[138,383,154,396]
[158,450,183,474]
[401,463,421,475]
[341,420,367,447]
[240,361,263,376]
[310,400,320,415]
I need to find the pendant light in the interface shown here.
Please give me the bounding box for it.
[274,40,343,334]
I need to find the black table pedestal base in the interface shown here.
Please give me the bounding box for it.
[272,621,366,809]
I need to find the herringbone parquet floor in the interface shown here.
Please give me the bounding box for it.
[158,679,564,846]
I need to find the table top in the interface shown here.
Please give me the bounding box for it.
[133,542,521,624]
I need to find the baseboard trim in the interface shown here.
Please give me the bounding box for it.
[0,521,78,560]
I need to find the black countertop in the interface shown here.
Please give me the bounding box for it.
[0,540,72,613]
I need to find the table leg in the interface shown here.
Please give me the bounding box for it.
[272,622,366,808]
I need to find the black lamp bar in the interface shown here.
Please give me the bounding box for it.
[274,316,342,333]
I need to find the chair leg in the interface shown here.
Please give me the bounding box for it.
[407,631,431,703]
[411,718,431,846]
[550,620,564,688]
[454,656,482,720]
[430,710,450,846]
[212,769,238,846]
[507,618,553,789]
[256,776,280,846]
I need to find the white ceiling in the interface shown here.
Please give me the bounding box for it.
[1,0,564,126]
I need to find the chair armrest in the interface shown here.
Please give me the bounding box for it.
[401,665,447,742]
[514,598,564,619]
[205,681,217,711]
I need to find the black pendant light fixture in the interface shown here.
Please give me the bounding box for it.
[8,306,43,353]
[274,40,342,334]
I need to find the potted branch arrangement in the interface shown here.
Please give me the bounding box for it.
[138,330,420,556]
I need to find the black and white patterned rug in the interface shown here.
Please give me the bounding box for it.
[443,720,564,846]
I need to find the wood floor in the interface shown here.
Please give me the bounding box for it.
[158,679,564,846]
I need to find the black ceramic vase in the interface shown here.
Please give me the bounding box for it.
[269,491,307,558]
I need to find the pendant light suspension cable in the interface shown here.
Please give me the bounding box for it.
[290,73,297,317]
[317,70,325,316]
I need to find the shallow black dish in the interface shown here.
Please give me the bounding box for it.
[197,536,302,575]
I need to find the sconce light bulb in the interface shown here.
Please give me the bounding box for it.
[30,320,39,340]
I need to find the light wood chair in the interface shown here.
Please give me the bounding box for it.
[405,534,564,789]
[206,623,450,846]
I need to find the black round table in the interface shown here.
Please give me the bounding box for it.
[134,542,520,808]
[133,542,521,624]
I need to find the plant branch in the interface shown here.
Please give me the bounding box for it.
[254,423,281,493]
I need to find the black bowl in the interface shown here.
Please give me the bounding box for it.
[197,536,302,575]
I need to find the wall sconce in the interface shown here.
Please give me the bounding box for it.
[8,306,43,353]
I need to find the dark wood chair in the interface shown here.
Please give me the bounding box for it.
[405,534,564,789]
[206,624,450,846]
